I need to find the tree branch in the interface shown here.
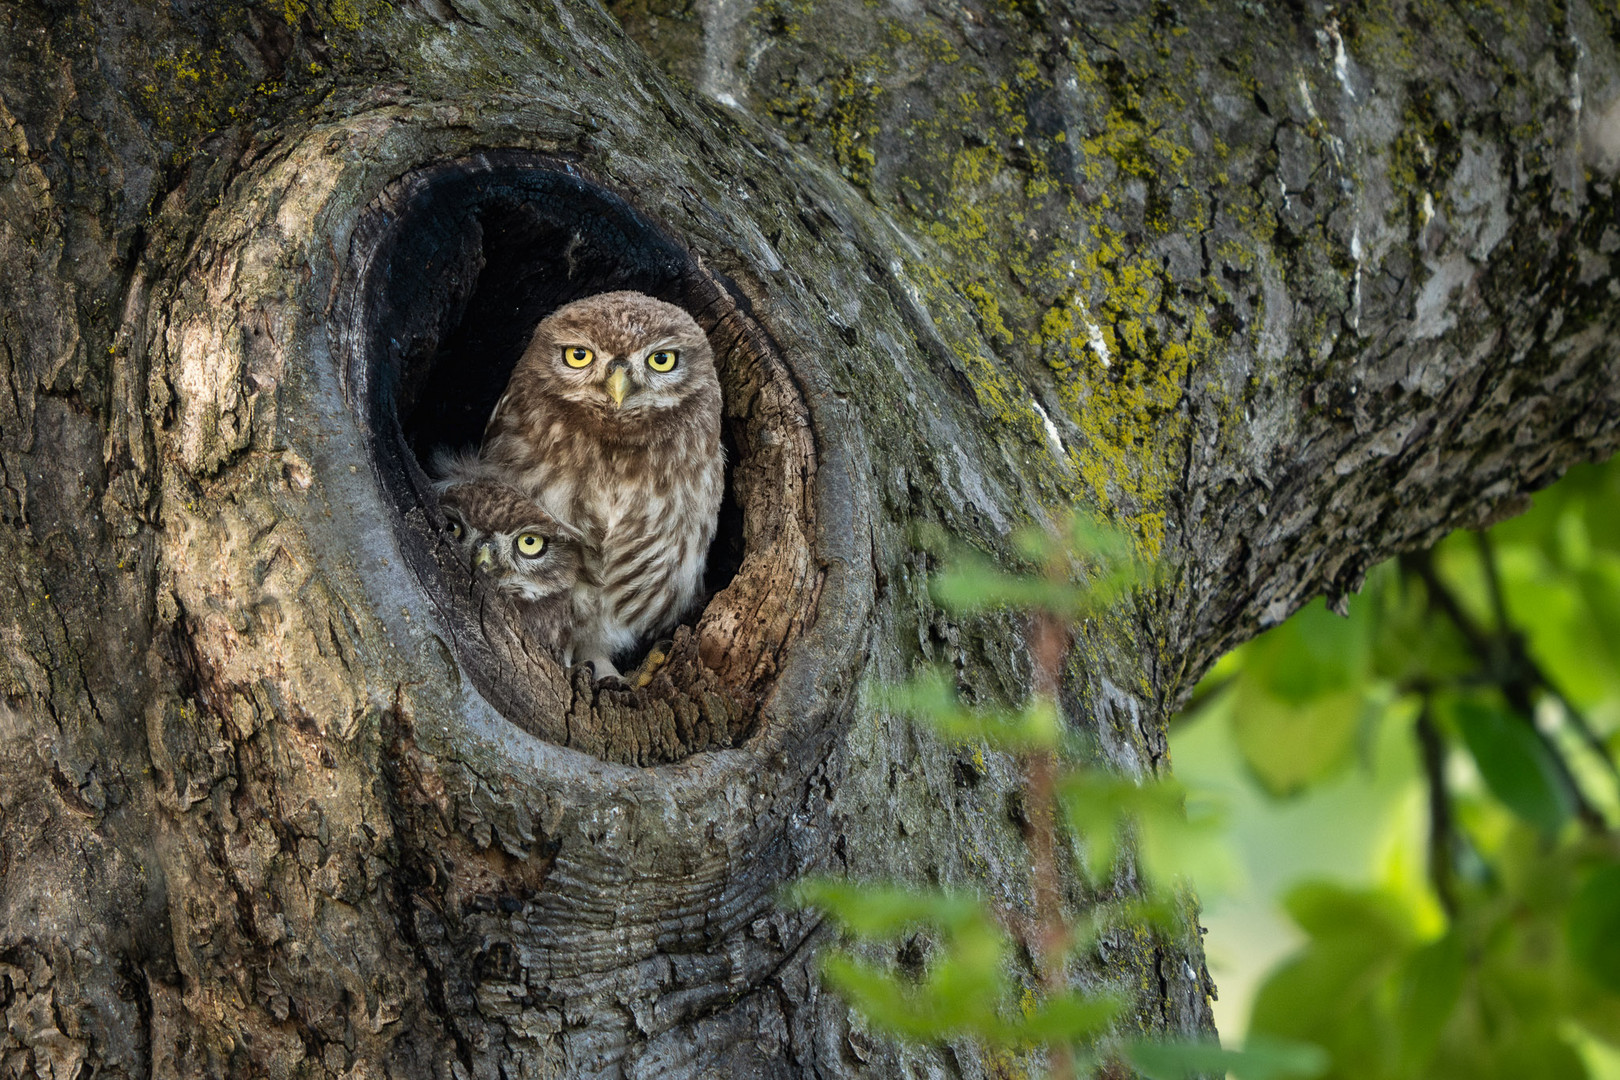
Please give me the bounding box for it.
[1414,699,1459,919]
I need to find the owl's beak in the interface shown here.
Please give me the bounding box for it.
[473,541,495,570]
[604,367,632,408]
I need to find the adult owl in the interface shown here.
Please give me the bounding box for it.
[437,477,585,654]
[480,290,723,678]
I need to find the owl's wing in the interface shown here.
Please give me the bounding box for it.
[514,594,571,654]
[481,387,514,450]
[478,364,557,474]
[544,515,589,547]
[481,347,548,446]
[430,447,501,491]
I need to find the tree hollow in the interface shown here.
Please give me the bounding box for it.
[335,150,822,765]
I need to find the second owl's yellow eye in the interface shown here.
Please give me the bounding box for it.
[447,518,464,541]
[646,349,679,373]
[563,346,595,368]
[514,532,545,557]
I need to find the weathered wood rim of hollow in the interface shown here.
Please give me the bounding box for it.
[329,149,869,769]
[215,142,884,1051]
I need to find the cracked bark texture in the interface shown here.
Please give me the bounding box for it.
[3,0,1620,1077]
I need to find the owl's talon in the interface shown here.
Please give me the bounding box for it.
[631,639,675,688]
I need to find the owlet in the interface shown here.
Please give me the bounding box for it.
[437,476,584,655]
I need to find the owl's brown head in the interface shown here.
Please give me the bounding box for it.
[519,291,719,424]
[437,479,584,602]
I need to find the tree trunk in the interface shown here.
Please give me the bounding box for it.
[3,0,1619,1076]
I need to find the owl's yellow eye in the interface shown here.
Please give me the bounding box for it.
[514,532,545,557]
[447,519,464,541]
[646,349,679,373]
[563,346,595,369]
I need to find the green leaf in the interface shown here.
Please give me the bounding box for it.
[1229,682,1364,797]
[928,511,1152,619]
[819,955,981,1042]
[1056,770,1139,882]
[1510,572,1619,710]
[1244,599,1370,704]
[1069,895,1182,953]
[1396,931,1465,1069]
[1365,565,1476,686]
[1061,511,1139,565]
[930,553,1091,616]
[1057,771,1165,886]
[1492,1027,1592,1080]
[1135,782,1236,892]
[1007,511,1143,572]
[1124,1036,1329,1080]
[870,670,1060,751]
[820,947,1122,1049]
[1283,887,1412,945]
[1055,770,1234,892]
[794,880,1025,1046]
[787,880,988,938]
[1568,864,1620,994]
[1249,885,1414,1047]
[1282,882,1413,947]
[1448,697,1573,834]
[1011,991,1123,1044]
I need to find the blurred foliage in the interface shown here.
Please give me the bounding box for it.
[1176,457,1620,1080]
[788,881,1124,1050]
[793,513,1321,1079]
[793,459,1620,1079]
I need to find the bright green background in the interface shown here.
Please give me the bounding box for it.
[1172,456,1620,1078]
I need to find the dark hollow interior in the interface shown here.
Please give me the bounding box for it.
[347,151,746,621]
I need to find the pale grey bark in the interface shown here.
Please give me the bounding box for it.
[3,1,1620,1077]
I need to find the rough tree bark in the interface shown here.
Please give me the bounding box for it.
[3,0,1619,1076]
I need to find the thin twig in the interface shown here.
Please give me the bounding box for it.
[1406,550,1607,830]
[1414,699,1458,917]
[1474,532,1620,790]
[1170,667,1238,724]
[1475,531,1512,637]
[1027,607,1074,1080]
[1513,656,1620,790]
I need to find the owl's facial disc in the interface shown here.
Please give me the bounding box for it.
[527,292,715,418]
